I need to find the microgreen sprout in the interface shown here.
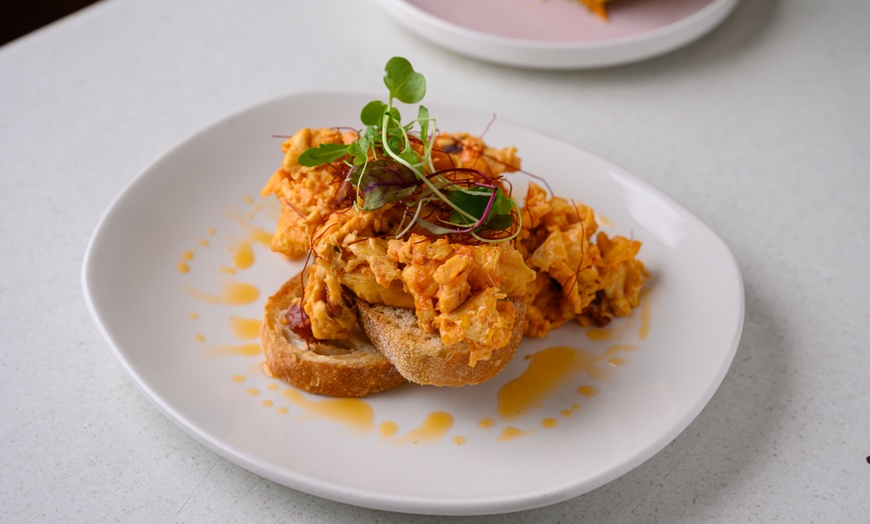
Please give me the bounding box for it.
[297,57,520,243]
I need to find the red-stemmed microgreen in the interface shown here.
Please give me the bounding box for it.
[297,57,520,243]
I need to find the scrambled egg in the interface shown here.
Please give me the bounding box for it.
[262,128,535,365]
[520,183,647,337]
[262,128,647,365]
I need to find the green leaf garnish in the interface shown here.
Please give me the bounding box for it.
[356,159,419,211]
[297,142,349,167]
[295,57,519,242]
[383,57,426,104]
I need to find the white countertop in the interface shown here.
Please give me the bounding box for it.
[2,0,868,521]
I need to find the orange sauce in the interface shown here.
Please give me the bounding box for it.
[181,251,194,261]
[188,312,199,320]
[229,316,261,340]
[497,346,612,420]
[177,262,190,274]
[266,383,279,391]
[478,417,497,429]
[282,388,375,433]
[639,293,651,340]
[228,211,273,270]
[577,385,597,397]
[219,266,237,275]
[497,426,534,442]
[246,388,260,396]
[541,417,558,429]
[394,411,454,445]
[197,238,209,247]
[379,421,399,439]
[277,407,289,415]
[585,327,613,342]
[262,399,274,408]
[231,374,246,383]
[206,343,261,357]
[452,436,467,445]
[194,333,205,343]
[186,281,259,305]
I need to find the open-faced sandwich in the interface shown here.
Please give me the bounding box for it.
[260,58,647,396]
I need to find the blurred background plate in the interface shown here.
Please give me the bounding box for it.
[376,0,740,69]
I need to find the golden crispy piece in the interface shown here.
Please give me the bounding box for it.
[260,128,349,258]
[520,183,647,336]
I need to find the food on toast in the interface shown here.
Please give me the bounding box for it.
[261,272,405,397]
[355,298,527,387]
[259,57,647,396]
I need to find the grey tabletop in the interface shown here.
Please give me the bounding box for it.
[2,0,868,522]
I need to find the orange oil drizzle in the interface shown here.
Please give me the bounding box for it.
[186,281,259,305]
[452,436,467,445]
[228,211,273,270]
[379,421,399,440]
[497,426,534,442]
[497,344,637,421]
[541,418,558,429]
[229,316,261,340]
[282,388,375,433]
[394,411,454,445]
[205,343,261,357]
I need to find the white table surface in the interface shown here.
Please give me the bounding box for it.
[2,0,868,521]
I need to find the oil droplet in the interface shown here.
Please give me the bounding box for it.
[188,312,199,320]
[394,411,454,445]
[608,357,626,367]
[497,346,612,421]
[571,404,581,411]
[379,421,399,440]
[277,407,289,415]
[231,374,246,383]
[497,426,534,442]
[577,385,597,397]
[453,436,467,445]
[194,333,205,343]
[229,316,262,340]
[228,211,274,270]
[177,262,190,274]
[197,238,209,247]
[639,294,651,340]
[585,327,613,341]
[207,227,216,235]
[560,409,574,417]
[206,344,262,357]
[478,417,497,429]
[181,251,194,261]
[246,388,260,396]
[541,418,558,429]
[186,281,259,305]
[244,195,255,205]
[219,266,237,275]
[262,399,274,407]
[267,383,279,391]
[282,388,374,433]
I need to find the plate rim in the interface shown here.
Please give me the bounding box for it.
[82,91,745,515]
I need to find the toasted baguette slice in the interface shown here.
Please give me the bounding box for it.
[261,273,405,397]
[355,298,527,387]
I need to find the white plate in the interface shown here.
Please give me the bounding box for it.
[82,92,743,515]
[376,0,740,69]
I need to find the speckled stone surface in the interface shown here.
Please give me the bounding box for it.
[2,0,868,521]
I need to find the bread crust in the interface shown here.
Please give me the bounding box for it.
[261,273,405,397]
[355,298,527,387]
